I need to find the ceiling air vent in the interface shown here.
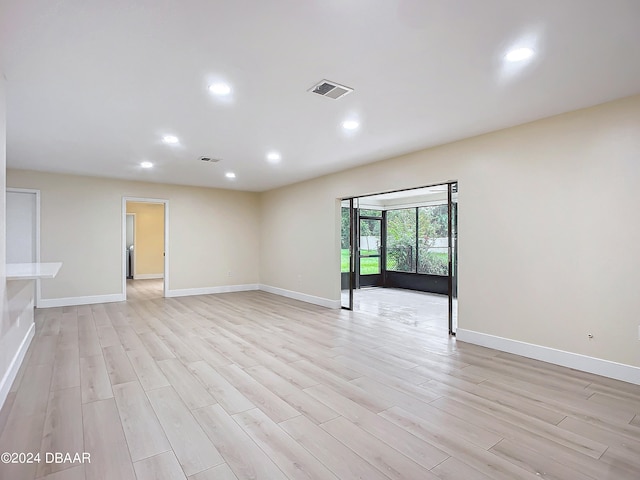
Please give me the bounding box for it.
[309,80,353,99]
[200,156,220,163]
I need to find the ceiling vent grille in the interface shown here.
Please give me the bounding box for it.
[200,156,220,163]
[309,80,353,99]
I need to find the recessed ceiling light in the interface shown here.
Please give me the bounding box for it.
[162,135,179,145]
[342,120,360,131]
[208,83,232,96]
[266,151,281,163]
[225,172,236,179]
[140,161,153,169]
[504,47,535,62]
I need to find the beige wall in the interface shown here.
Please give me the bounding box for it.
[126,202,165,277]
[4,93,639,375]
[259,95,640,368]
[6,170,261,299]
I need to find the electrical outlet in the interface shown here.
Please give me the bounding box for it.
[638,325,640,341]
[228,271,232,277]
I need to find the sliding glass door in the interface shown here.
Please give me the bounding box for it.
[448,182,458,334]
[340,198,355,309]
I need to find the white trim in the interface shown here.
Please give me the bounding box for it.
[259,284,340,309]
[456,329,640,386]
[38,293,125,308]
[7,188,41,307]
[166,284,259,298]
[133,274,164,280]
[122,197,169,300]
[165,283,340,309]
[0,323,35,410]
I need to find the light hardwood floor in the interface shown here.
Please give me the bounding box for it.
[1,281,639,479]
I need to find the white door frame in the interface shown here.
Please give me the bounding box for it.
[7,188,41,307]
[122,197,169,299]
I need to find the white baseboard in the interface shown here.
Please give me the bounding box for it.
[133,274,164,280]
[165,283,340,310]
[38,293,126,308]
[166,284,259,298]
[456,329,640,386]
[0,323,35,411]
[259,284,341,309]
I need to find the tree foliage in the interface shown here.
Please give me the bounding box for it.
[387,205,449,275]
[341,207,350,249]
[341,205,449,276]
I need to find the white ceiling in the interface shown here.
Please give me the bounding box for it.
[358,184,448,210]
[2,0,639,192]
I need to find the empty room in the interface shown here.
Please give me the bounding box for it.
[1,1,640,479]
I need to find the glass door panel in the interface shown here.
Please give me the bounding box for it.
[360,256,380,275]
[359,216,383,286]
[448,182,458,334]
[340,198,354,309]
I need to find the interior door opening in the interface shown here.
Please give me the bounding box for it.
[122,197,169,300]
[340,182,458,335]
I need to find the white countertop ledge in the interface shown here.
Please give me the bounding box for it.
[6,262,62,280]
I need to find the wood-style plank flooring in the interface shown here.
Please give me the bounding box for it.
[1,279,639,479]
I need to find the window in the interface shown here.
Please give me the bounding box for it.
[386,208,416,272]
[417,205,449,275]
[386,205,449,276]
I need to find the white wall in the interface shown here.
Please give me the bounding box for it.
[0,73,8,400]
[1,75,37,407]
[260,95,640,371]
[6,170,261,302]
[6,190,37,263]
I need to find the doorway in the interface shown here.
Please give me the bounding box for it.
[358,209,384,288]
[122,197,169,300]
[340,182,458,335]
